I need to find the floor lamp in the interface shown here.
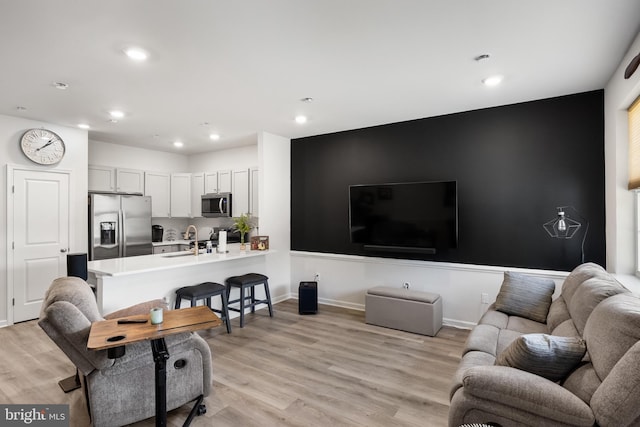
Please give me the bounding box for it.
[543,206,589,263]
[58,253,88,393]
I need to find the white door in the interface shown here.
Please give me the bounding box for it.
[11,169,70,323]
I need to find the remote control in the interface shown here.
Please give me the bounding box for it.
[117,319,148,324]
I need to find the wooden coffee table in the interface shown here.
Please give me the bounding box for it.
[88,306,221,427]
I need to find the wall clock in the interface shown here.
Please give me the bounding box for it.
[20,128,66,165]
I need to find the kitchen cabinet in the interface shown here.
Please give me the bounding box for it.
[250,166,259,218]
[153,245,178,254]
[204,172,218,194]
[116,168,144,193]
[218,170,232,193]
[88,165,116,192]
[232,168,249,217]
[191,172,205,217]
[204,170,232,194]
[170,173,192,217]
[144,171,170,217]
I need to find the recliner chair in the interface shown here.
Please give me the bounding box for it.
[38,276,212,427]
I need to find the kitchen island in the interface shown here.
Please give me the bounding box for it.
[87,244,271,315]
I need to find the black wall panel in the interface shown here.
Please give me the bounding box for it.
[291,90,605,271]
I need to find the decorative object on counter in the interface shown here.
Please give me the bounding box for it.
[231,213,254,251]
[250,235,269,251]
[165,228,177,241]
[206,241,213,254]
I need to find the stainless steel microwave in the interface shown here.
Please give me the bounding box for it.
[201,193,232,217]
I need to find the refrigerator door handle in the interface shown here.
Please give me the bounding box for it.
[120,208,126,257]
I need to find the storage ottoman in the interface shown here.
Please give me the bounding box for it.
[365,286,442,336]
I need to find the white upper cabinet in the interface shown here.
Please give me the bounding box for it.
[232,169,249,217]
[88,165,116,192]
[218,170,232,193]
[144,171,170,217]
[116,168,144,193]
[170,173,192,217]
[204,172,218,194]
[191,172,205,218]
[250,166,259,218]
[204,169,232,194]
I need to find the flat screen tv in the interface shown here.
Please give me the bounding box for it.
[349,181,458,254]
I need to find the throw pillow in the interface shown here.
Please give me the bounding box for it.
[495,333,586,382]
[495,272,555,323]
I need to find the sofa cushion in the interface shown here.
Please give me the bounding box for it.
[547,296,571,332]
[495,333,586,382]
[494,272,555,323]
[559,262,611,306]
[568,276,628,336]
[562,362,601,404]
[586,294,640,426]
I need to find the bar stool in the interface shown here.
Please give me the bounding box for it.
[175,282,231,333]
[225,273,273,328]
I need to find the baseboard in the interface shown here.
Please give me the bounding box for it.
[0,320,8,328]
[443,318,475,330]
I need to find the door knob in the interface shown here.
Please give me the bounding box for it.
[60,248,68,253]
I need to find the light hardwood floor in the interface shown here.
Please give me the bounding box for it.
[0,300,468,427]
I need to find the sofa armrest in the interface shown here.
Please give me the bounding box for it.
[462,365,595,426]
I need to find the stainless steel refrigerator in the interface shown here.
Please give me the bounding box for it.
[89,193,152,260]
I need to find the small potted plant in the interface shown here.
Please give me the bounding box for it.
[231,213,253,250]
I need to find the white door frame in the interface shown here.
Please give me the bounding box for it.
[6,164,72,325]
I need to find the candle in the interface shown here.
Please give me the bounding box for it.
[150,307,163,325]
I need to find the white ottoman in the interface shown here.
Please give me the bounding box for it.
[365,286,443,336]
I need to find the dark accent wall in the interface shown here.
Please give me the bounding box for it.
[291,90,605,271]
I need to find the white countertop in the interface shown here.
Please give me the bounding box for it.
[88,244,270,277]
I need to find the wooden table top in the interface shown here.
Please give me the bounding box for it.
[87,306,222,350]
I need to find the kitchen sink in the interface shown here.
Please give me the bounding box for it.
[161,249,206,258]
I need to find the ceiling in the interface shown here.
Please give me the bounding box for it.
[1,1,640,155]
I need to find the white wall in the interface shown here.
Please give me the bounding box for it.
[188,144,258,172]
[89,140,189,172]
[258,132,291,302]
[1,114,88,326]
[605,31,640,275]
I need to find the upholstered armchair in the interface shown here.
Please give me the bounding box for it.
[38,276,212,427]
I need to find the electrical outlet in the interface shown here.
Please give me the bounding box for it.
[481,293,489,304]
[314,273,320,282]
[403,282,410,289]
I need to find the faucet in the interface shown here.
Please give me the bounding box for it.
[185,225,198,256]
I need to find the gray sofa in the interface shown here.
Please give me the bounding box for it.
[449,263,640,427]
[39,276,213,427]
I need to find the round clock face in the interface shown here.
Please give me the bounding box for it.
[20,128,66,165]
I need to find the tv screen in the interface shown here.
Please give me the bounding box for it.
[349,181,458,254]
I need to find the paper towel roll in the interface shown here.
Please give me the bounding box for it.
[217,230,227,253]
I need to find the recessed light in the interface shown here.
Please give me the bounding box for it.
[295,115,307,124]
[78,123,90,129]
[16,106,27,111]
[53,82,69,90]
[300,97,314,103]
[474,54,491,62]
[109,110,125,119]
[209,133,220,141]
[173,141,184,148]
[482,75,503,87]
[124,47,148,61]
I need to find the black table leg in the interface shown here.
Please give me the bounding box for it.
[151,338,169,427]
